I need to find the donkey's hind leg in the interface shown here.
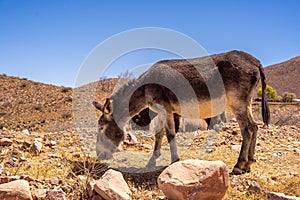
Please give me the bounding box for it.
[231,105,257,175]
[166,113,180,164]
[146,128,164,168]
[244,105,258,173]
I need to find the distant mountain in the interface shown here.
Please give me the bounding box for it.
[264,56,300,98]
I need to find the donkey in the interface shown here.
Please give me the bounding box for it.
[93,50,270,175]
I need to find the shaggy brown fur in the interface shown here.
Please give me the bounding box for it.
[93,50,270,175]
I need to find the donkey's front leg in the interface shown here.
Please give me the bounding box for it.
[146,128,164,168]
[166,114,180,164]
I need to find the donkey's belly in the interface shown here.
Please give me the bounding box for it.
[180,95,226,119]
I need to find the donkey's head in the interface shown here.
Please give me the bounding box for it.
[93,98,124,160]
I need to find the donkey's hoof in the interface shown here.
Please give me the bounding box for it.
[171,158,180,164]
[243,167,251,173]
[230,167,243,175]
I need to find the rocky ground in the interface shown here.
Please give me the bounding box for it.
[0,74,299,199]
[0,104,299,199]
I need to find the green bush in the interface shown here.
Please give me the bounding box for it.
[257,85,277,100]
[276,95,282,102]
[282,92,296,102]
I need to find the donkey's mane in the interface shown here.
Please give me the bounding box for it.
[111,78,138,100]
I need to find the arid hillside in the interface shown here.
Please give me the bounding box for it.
[0,74,118,132]
[0,74,74,132]
[264,56,300,98]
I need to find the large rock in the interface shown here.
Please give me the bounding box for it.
[0,180,32,200]
[158,159,229,200]
[94,169,131,200]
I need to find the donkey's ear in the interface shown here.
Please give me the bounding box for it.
[103,98,113,114]
[92,101,104,112]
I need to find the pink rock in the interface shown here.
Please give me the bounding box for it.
[231,145,241,153]
[0,138,12,146]
[123,132,138,145]
[0,180,32,200]
[94,169,131,200]
[46,189,66,200]
[158,159,229,200]
[49,177,60,185]
[33,188,47,199]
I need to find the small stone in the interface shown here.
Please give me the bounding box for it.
[0,164,3,174]
[33,188,47,199]
[293,141,300,146]
[0,138,12,146]
[230,118,237,122]
[22,129,30,135]
[5,159,15,167]
[267,192,300,200]
[12,157,18,162]
[77,175,87,182]
[31,139,43,155]
[290,126,297,130]
[294,148,300,154]
[46,189,66,200]
[231,145,241,153]
[35,137,43,142]
[142,144,153,150]
[20,157,27,162]
[49,177,60,185]
[124,132,138,145]
[48,154,59,158]
[247,181,261,194]
[50,140,56,146]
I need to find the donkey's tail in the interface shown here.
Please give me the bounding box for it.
[258,64,270,126]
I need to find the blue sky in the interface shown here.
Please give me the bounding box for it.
[0,0,299,87]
